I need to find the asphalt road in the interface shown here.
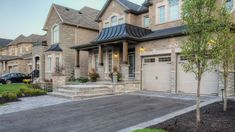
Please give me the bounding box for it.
[0,95,194,132]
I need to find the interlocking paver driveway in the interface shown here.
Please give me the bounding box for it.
[0,94,194,132]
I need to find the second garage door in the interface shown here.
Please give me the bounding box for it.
[142,56,171,92]
[177,55,219,95]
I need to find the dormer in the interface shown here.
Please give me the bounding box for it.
[95,0,149,30]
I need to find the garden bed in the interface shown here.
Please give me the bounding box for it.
[0,84,47,104]
[151,100,235,132]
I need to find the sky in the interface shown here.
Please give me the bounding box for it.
[0,0,145,40]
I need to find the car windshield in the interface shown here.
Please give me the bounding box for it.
[1,73,10,77]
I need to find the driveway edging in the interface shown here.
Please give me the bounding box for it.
[118,97,221,132]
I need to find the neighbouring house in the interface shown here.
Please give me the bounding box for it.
[71,0,235,96]
[32,4,99,82]
[0,34,44,75]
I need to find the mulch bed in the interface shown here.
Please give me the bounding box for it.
[151,100,235,132]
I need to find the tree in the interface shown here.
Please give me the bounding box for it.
[214,3,235,112]
[181,0,218,123]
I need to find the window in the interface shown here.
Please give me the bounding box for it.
[168,0,180,21]
[159,6,166,23]
[159,57,171,62]
[118,18,124,24]
[226,0,234,11]
[56,56,60,67]
[104,22,109,28]
[144,58,155,63]
[143,15,150,27]
[47,55,52,72]
[108,50,113,72]
[111,16,118,26]
[52,25,59,44]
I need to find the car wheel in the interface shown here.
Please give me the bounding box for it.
[6,80,12,84]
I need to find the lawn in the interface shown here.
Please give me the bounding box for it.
[0,84,28,96]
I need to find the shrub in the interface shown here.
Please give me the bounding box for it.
[23,79,31,84]
[29,84,42,89]
[77,77,89,83]
[88,69,99,82]
[19,88,47,97]
[1,92,18,101]
[109,66,122,81]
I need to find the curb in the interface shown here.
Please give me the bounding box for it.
[118,97,221,132]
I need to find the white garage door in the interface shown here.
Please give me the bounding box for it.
[142,56,171,92]
[177,56,219,95]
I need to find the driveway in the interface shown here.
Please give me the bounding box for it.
[0,94,194,132]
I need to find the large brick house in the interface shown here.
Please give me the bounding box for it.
[72,0,235,95]
[32,4,99,81]
[0,34,44,75]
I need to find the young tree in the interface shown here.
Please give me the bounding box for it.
[215,3,235,112]
[181,0,218,123]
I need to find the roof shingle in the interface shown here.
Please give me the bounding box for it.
[0,38,12,48]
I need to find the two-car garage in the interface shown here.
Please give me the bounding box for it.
[142,55,220,95]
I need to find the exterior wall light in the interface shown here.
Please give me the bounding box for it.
[139,46,145,53]
[114,52,119,58]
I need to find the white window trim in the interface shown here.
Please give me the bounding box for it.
[51,24,60,44]
[155,0,182,25]
[143,15,150,27]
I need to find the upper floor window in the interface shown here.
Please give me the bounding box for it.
[226,0,234,11]
[143,15,150,27]
[169,0,180,21]
[118,18,124,24]
[111,16,118,26]
[159,6,166,23]
[52,24,59,44]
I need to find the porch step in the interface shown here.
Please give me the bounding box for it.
[49,85,114,99]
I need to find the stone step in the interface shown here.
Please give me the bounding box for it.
[49,91,114,100]
[59,85,110,91]
[55,88,113,96]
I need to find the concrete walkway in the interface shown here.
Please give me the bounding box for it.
[0,95,71,115]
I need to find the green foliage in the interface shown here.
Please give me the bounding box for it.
[133,128,167,132]
[68,69,76,82]
[1,92,17,101]
[0,84,28,96]
[88,68,99,82]
[19,88,46,97]
[109,66,122,81]
[181,0,218,78]
[77,77,89,83]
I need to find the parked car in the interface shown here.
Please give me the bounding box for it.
[0,73,31,84]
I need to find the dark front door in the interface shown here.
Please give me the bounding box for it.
[128,53,135,78]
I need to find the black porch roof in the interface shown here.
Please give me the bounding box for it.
[92,24,152,44]
[45,43,63,52]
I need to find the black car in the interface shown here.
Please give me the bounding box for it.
[0,73,31,84]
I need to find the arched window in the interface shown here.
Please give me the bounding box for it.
[168,0,179,20]
[52,24,59,44]
[226,0,234,11]
[111,16,118,26]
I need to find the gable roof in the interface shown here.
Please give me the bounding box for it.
[7,34,46,46]
[0,38,12,48]
[43,4,100,31]
[95,0,148,22]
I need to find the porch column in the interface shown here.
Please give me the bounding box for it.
[123,41,128,64]
[76,50,80,67]
[98,45,103,65]
[121,41,129,81]
[75,50,81,78]
[3,61,5,72]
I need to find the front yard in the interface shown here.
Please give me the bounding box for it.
[151,100,235,132]
[0,84,47,104]
[0,84,28,96]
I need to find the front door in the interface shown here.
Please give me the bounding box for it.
[128,53,135,78]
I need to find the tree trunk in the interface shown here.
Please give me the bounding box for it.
[196,77,201,124]
[223,67,228,112]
